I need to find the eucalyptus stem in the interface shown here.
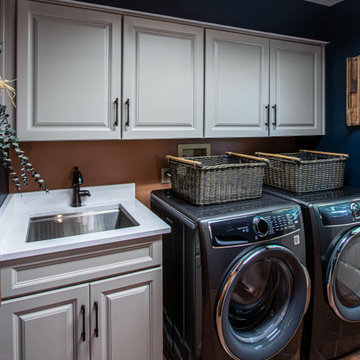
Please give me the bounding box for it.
[0,104,48,193]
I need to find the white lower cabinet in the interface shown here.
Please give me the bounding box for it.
[0,245,162,360]
[0,284,90,360]
[91,268,162,360]
[0,238,162,360]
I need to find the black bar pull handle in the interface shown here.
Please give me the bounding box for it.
[125,98,130,127]
[114,98,119,127]
[81,305,86,342]
[94,301,99,338]
[265,104,270,130]
[272,104,277,129]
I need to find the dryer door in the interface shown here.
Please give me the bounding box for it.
[216,244,310,360]
[327,226,360,322]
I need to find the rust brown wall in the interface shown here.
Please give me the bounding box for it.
[9,138,295,207]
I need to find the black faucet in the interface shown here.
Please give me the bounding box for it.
[71,166,91,207]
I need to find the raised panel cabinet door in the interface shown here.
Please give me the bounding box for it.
[17,0,121,140]
[205,29,270,138]
[269,40,324,136]
[0,283,89,360]
[123,16,204,139]
[90,267,162,360]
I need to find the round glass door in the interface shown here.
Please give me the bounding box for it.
[216,244,310,360]
[327,227,360,322]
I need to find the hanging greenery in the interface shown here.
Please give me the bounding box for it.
[0,105,48,192]
[0,43,48,193]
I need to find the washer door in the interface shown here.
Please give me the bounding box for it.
[327,227,360,322]
[216,244,310,360]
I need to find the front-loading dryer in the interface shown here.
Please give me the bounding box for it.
[151,190,310,360]
[264,186,360,359]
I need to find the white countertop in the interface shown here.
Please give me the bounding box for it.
[0,183,170,262]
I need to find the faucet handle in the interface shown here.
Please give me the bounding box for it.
[79,189,91,197]
[73,166,84,186]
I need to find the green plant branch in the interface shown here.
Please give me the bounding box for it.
[0,104,48,193]
[0,41,48,193]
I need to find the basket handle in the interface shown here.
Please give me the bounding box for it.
[299,149,349,159]
[255,152,301,162]
[166,155,202,167]
[226,152,270,163]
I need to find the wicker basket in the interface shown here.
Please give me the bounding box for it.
[255,150,349,193]
[166,152,269,205]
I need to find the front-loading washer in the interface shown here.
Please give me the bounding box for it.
[264,186,360,359]
[151,189,310,360]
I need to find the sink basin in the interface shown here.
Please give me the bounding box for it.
[26,205,139,242]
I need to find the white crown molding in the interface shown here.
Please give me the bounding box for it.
[302,0,344,6]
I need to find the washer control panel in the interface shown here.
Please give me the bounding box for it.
[209,206,301,246]
[319,200,360,226]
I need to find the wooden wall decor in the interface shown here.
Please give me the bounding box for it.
[346,55,360,126]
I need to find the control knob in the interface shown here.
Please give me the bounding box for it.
[350,202,360,220]
[253,216,269,238]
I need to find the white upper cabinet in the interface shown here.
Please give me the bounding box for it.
[269,39,323,136]
[205,30,324,138]
[17,0,122,141]
[205,30,270,138]
[122,16,204,139]
[13,1,324,140]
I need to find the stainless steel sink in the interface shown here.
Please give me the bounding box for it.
[26,206,139,242]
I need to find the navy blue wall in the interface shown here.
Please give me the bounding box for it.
[80,0,360,185]
[312,0,360,187]
[79,0,328,39]
[0,164,7,207]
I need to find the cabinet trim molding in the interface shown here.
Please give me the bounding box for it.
[34,0,328,46]
[1,239,162,300]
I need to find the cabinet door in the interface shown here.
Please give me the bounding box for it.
[269,40,323,136]
[17,0,121,140]
[123,16,204,139]
[90,267,162,360]
[205,29,270,138]
[0,284,89,360]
